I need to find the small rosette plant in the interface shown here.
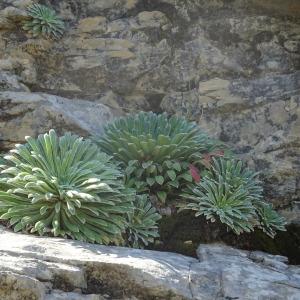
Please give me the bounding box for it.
[181,157,286,237]
[96,111,220,205]
[125,194,161,248]
[0,130,134,245]
[23,4,64,39]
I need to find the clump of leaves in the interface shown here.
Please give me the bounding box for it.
[125,194,161,248]
[254,202,286,238]
[23,4,64,39]
[124,159,194,205]
[97,112,220,205]
[181,158,286,237]
[0,130,134,245]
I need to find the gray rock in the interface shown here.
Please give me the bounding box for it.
[0,271,45,300]
[0,6,28,29]
[45,290,106,300]
[0,91,114,151]
[194,244,300,300]
[0,228,299,299]
[0,227,196,299]
[0,72,30,92]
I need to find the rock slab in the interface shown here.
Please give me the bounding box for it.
[0,227,299,300]
[0,91,114,150]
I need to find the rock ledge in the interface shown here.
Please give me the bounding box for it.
[0,227,299,300]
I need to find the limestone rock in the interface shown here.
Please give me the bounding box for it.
[0,72,30,92]
[0,272,45,300]
[0,227,299,299]
[0,6,27,29]
[77,16,107,33]
[1,6,27,21]
[4,1,33,10]
[0,227,196,299]
[193,244,300,300]
[0,91,114,151]
[161,72,300,219]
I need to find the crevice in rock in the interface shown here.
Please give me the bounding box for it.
[153,211,300,265]
[187,261,195,299]
[273,281,300,290]
[145,93,164,113]
[51,274,76,293]
[215,271,225,300]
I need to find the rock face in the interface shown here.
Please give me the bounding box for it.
[194,244,300,300]
[0,227,299,300]
[0,91,114,150]
[0,0,299,223]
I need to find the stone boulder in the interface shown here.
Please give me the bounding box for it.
[0,91,114,151]
[0,227,299,299]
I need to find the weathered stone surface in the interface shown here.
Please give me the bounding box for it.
[0,227,196,299]
[193,244,300,300]
[161,72,300,214]
[0,91,114,151]
[0,227,299,300]
[0,72,30,92]
[0,5,28,29]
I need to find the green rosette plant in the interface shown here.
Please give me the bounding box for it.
[125,194,161,248]
[253,202,286,238]
[23,4,64,39]
[97,112,220,205]
[0,130,134,245]
[181,157,286,237]
[124,159,194,204]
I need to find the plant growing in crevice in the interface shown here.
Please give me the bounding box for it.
[181,157,286,237]
[124,194,161,248]
[23,3,64,39]
[254,202,286,238]
[96,111,221,206]
[0,130,134,245]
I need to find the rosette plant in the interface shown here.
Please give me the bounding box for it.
[181,157,286,237]
[23,4,64,39]
[0,130,134,245]
[97,112,220,205]
[125,194,161,248]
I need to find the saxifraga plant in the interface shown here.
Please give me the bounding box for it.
[125,194,161,248]
[97,112,220,205]
[253,202,286,238]
[0,130,135,245]
[181,157,286,237]
[23,4,64,39]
